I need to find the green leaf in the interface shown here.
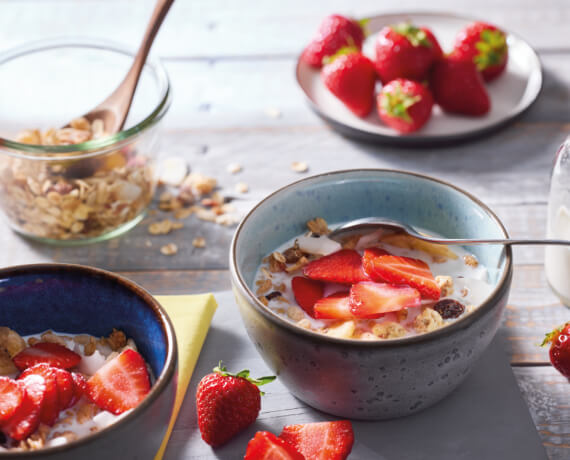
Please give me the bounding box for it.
[382,82,420,123]
[212,362,276,392]
[358,18,370,37]
[392,22,431,47]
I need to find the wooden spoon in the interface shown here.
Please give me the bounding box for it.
[65,0,174,133]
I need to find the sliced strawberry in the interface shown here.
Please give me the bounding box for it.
[86,349,150,415]
[69,372,87,408]
[12,342,81,371]
[53,368,74,411]
[3,375,46,441]
[292,276,325,317]
[313,293,355,320]
[349,282,421,318]
[303,249,369,284]
[0,377,24,424]
[18,364,60,426]
[244,431,305,460]
[280,420,354,460]
[362,249,441,299]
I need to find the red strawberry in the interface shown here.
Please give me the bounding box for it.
[429,58,490,116]
[245,431,305,460]
[452,22,508,81]
[53,368,74,411]
[19,364,60,426]
[378,78,434,133]
[69,372,87,407]
[349,282,421,318]
[280,420,354,460]
[304,249,369,284]
[86,349,151,415]
[12,342,81,371]
[542,322,570,379]
[196,363,275,447]
[302,14,365,68]
[322,49,377,117]
[3,375,46,441]
[0,377,24,424]
[313,293,355,320]
[362,248,441,299]
[374,22,442,84]
[292,277,324,317]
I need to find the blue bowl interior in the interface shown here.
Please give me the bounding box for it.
[0,269,166,377]
[237,171,508,289]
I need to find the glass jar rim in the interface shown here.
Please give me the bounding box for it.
[0,37,171,160]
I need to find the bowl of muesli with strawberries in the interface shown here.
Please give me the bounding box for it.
[230,169,512,419]
[0,264,177,458]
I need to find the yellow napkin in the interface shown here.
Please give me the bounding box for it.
[153,294,218,460]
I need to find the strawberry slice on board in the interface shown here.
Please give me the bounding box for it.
[291,276,325,317]
[313,293,355,320]
[362,249,441,300]
[0,377,25,424]
[303,249,369,284]
[280,420,354,460]
[244,431,305,460]
[349,282,421,318]
[18,363,61,426]
[86,348,151,415]
[3,375,46,441]
[12,342,81,371]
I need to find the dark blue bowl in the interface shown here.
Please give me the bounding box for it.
[0,264,177,459]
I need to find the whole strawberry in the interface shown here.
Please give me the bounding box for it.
[374,22,442,84]
[302,14,366,68]
[377,78,434,133]
[452,22,508,82]
[196,362,275,447]
[322,48,377,117]
[542,322,570,379]
[430,58,490,116]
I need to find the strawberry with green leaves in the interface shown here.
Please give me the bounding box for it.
[542,322,570,379]
[302,14,366,68]
[196,363,275,447]
[452,22,508,82]
[321,48,377,117]
[374,22,442,84]
[377,78,434,133]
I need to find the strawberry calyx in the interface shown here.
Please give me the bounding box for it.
[380,82,421,123]
[474,28,507,71]
[322,45,359,66]
[213,362,275,394]
[541,322,570,347]
[392,22,432,47]
[358,18,370,37]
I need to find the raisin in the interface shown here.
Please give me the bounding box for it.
[433,299,465,319]
[283,246,305,264]
[265,291,282,301]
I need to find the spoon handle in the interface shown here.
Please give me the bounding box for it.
[415,237,570,246]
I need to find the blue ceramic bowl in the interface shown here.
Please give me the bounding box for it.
[230,169,512,420]
[0,264,177,458]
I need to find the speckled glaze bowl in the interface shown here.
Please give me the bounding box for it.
[230,169,512,420]
[0,264,177,458]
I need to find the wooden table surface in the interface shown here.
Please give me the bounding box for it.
[1,0,569,458]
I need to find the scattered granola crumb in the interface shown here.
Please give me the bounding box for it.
[306,217,330,235]
[235,182,249,194]
[414,308,444,333]
[160,243,178,256]
[257,296,269,306]
[192,237,206,248]
[227,163,242,174]
[291,161,308,173]
[460,287,469,297]
[106,329,127,351]
[287,306,305,322]
[372,322,407,339]
[435,275,454,297]
[148,219,173,235]
[463,254,479,267]
[256,279,273,296]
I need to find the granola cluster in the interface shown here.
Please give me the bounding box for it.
[0,118,154,240]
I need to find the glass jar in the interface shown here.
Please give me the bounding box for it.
[545,136,570,305]
[0,38,171,245]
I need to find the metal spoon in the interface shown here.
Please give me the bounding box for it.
[328,217,570,246]
[65,0,174,133]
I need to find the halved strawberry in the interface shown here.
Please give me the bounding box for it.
[3,375,46,441]
[53,368,74,411]
[303,249,369,284]
[69,372,87,408]
[349,282,421,318]
[86,349,150,415]
[313,293,355,320]
[0,377,24,424]
[280,420,354,460]
[12,342,81,371]
[244,431,305,460]
[292,276,324,317]
[18,364,60,426]
[362,249,441,299]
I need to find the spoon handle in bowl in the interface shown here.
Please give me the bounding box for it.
[416,237,570,246]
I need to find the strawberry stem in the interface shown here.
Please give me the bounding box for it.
[541,322,570,347]
[358,18,370,37]
[213,362,276,394]
[381,82,421,123]
[474,29,507,71]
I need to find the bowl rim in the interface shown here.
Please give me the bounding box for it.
[230,168,513,348]
[0,263,177,456]
[0,37,172,159]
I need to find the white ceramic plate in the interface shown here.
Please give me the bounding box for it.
[296,12,543,145]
